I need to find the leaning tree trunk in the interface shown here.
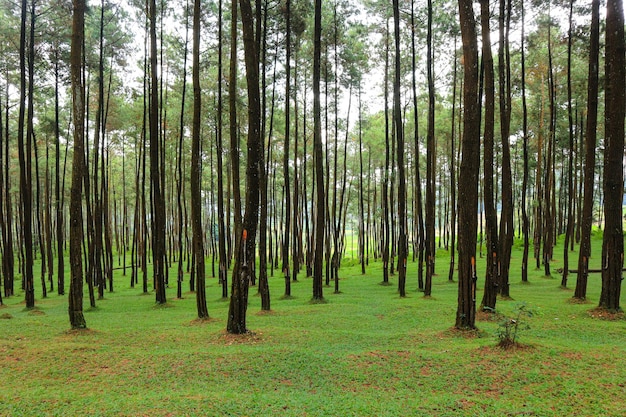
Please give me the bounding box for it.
[599,0,624,311]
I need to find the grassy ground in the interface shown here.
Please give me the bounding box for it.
[1,237,625,416]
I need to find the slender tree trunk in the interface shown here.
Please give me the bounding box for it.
[217,0,229,299]
[480,0,499,312]
[227,0,262,333]
[574,0,599,300]
[192,0,208,318]
[149,0,167,304]
[562,0,575,289]
[68,0,87,330]
[599,0,624,311]
[410,0,424,291]
[2,81,14,298]
[282,0,292,296]
[520,0,529,283]
[456,0,480,330]
[257,0,270,310]
[229,0,242,238]
[312,0,324,301]
[392,0,407,297]
[19,0,35,308]
[424,0,436,296]
[497,0,513,297]
[382,21,390,286]
[176,1,190,299]
[448,36,458,283]
[543,8,556,278]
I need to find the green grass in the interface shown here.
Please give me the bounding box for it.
[1,238,625,417]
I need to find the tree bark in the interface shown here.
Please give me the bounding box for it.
[68,0,87,330]
[574,0,600,300]
[424,0,436,296]
[227,0,262,333]
[149,0,167,304]
[456,0,480,330]
[192,0,208,318]
[599,0,624,311]
[480,0,498,312]
[312,0,324,301]
[392,0,407,297]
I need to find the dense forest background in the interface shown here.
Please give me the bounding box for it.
[0,0,623,331]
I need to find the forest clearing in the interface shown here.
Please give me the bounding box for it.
[1,235,625,417]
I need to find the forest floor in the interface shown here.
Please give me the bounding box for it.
[1,235,625,416]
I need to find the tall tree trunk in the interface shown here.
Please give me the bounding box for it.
[227,0,262,333]
[257,0,270,309]
[448,36,458,283]
[599,0,624,311]
[282,0,292,296]
[93,0,106,300]
[192,0,208,318]
[312,0,324,301]
[19,0,35,308]
[358,86,366,275]
[68,0,87,330]
[381,21,391,286]
[229,0,242,239]
[410,0,424,291]
[424,0,436,296]
[456,0,480,330]
[149,0,167,304]
[2,82,14,298]
[497,0,513,297]
[480,0,499,312]
[520,0,529,283]
[543,8,556,278]
[561,0,575,289]
[54,55,65,295]
[392,0,407,297]
[176,0,190,299]
[574,0,599,300]
[217,0,229,299]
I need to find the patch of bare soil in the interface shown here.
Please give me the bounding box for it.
[61,328,99,336]
[476,310,505,322]
[0,313,13,319]
[185,316,219,326]
[496,340,534,351]
[255,309,276,316]
[568,297,591,305]
[438,327,484,339]
[218,329,266,345]
[588,307,624,321]
[27,308,46,316]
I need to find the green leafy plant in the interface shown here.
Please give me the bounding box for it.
[496,303,534,349]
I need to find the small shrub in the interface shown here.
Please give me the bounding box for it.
[496,303,533,349]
